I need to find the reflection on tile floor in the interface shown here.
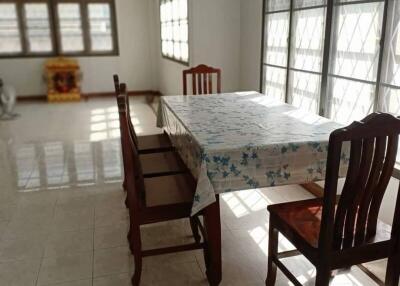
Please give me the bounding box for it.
[10,139,123,192]
[0,97,390,285]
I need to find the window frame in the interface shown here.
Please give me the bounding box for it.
[0,0,119,58]
[159,0,190,66]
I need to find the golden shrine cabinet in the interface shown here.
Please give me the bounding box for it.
[45,58,81,102]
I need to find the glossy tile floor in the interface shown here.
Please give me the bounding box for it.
[0,97,388,285]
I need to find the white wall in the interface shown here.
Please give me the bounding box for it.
[0,0,264,96]
[0,0,155,96]
[239,0,263,91]
[151,0,242,95]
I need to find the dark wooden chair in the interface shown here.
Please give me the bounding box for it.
[182,64,221,95]
[113,74,173,154]
[117,83,185,178]
[116,83,188,212]
[266,112,400,286]
[117,94,206,286]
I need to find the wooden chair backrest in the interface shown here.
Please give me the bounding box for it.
[113,76,139,163]
[117,86,145,211]
[113,75,129,192]
[182,64,221,95]
[320,112,400,252]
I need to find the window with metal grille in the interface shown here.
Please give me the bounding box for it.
[160,0,189,65]
[0,0,118,57]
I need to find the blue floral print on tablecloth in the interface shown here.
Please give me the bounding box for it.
[157,92,350,215]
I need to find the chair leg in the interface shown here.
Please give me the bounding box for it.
[127,228,133,254]
[131,253,143,286]
[125,195,129,209]
[190,217,201,243]
[129,223,143,286]
[315,266,331,286]
[123,179,129,209]
[385,249,400,286]
[266,224,278,286]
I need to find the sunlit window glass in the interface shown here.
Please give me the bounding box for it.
[88,3,113,52]
[288,5,325,114]
[57,3,84,52]
[160,0,189,63]
[262,0,385,119]
[0,3,22,54]
[24,3,53,53]
[328,2,383,124]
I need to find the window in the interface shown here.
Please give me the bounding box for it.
[261,0,400,165]
[23,3,53,53]
[380,0,400,114]
[0,3,22,54]
[0,0,118,57]
[160,0,189,64]
[261,0,389,120]
[328,1,384,124]
[88,3,114,52]
[380,0,400,163]
[57,2,84,53]
[263,0,326,113]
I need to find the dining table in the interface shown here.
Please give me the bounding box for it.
[156,91,349,285]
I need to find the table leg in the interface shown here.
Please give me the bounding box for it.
[203,195,222,286]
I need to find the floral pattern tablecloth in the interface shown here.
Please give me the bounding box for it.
[157,92,349,215]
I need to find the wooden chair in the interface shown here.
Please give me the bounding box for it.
[117,94,206,286]
[182,64,221,95]
[115,83,187,209]
[117,83,186,176]
[266,112,400,286]
[113,74,173,154]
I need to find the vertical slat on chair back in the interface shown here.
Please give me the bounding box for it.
[183,64,221,95]
[319,113,400,252]
[113,74,120,95]
[197,73,202,94]
[117,85,145,210]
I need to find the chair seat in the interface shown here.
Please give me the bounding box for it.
[144,173,196,207]
[268,198,323,249]
[140,151,184,176]
[137,133,172,153]
[268,198,392,250]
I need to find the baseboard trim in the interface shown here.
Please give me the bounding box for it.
[17,95,47,102]
[82,90,161,100]
[17,90,161,102]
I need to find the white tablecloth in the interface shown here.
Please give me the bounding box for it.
[157,92,349,214]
